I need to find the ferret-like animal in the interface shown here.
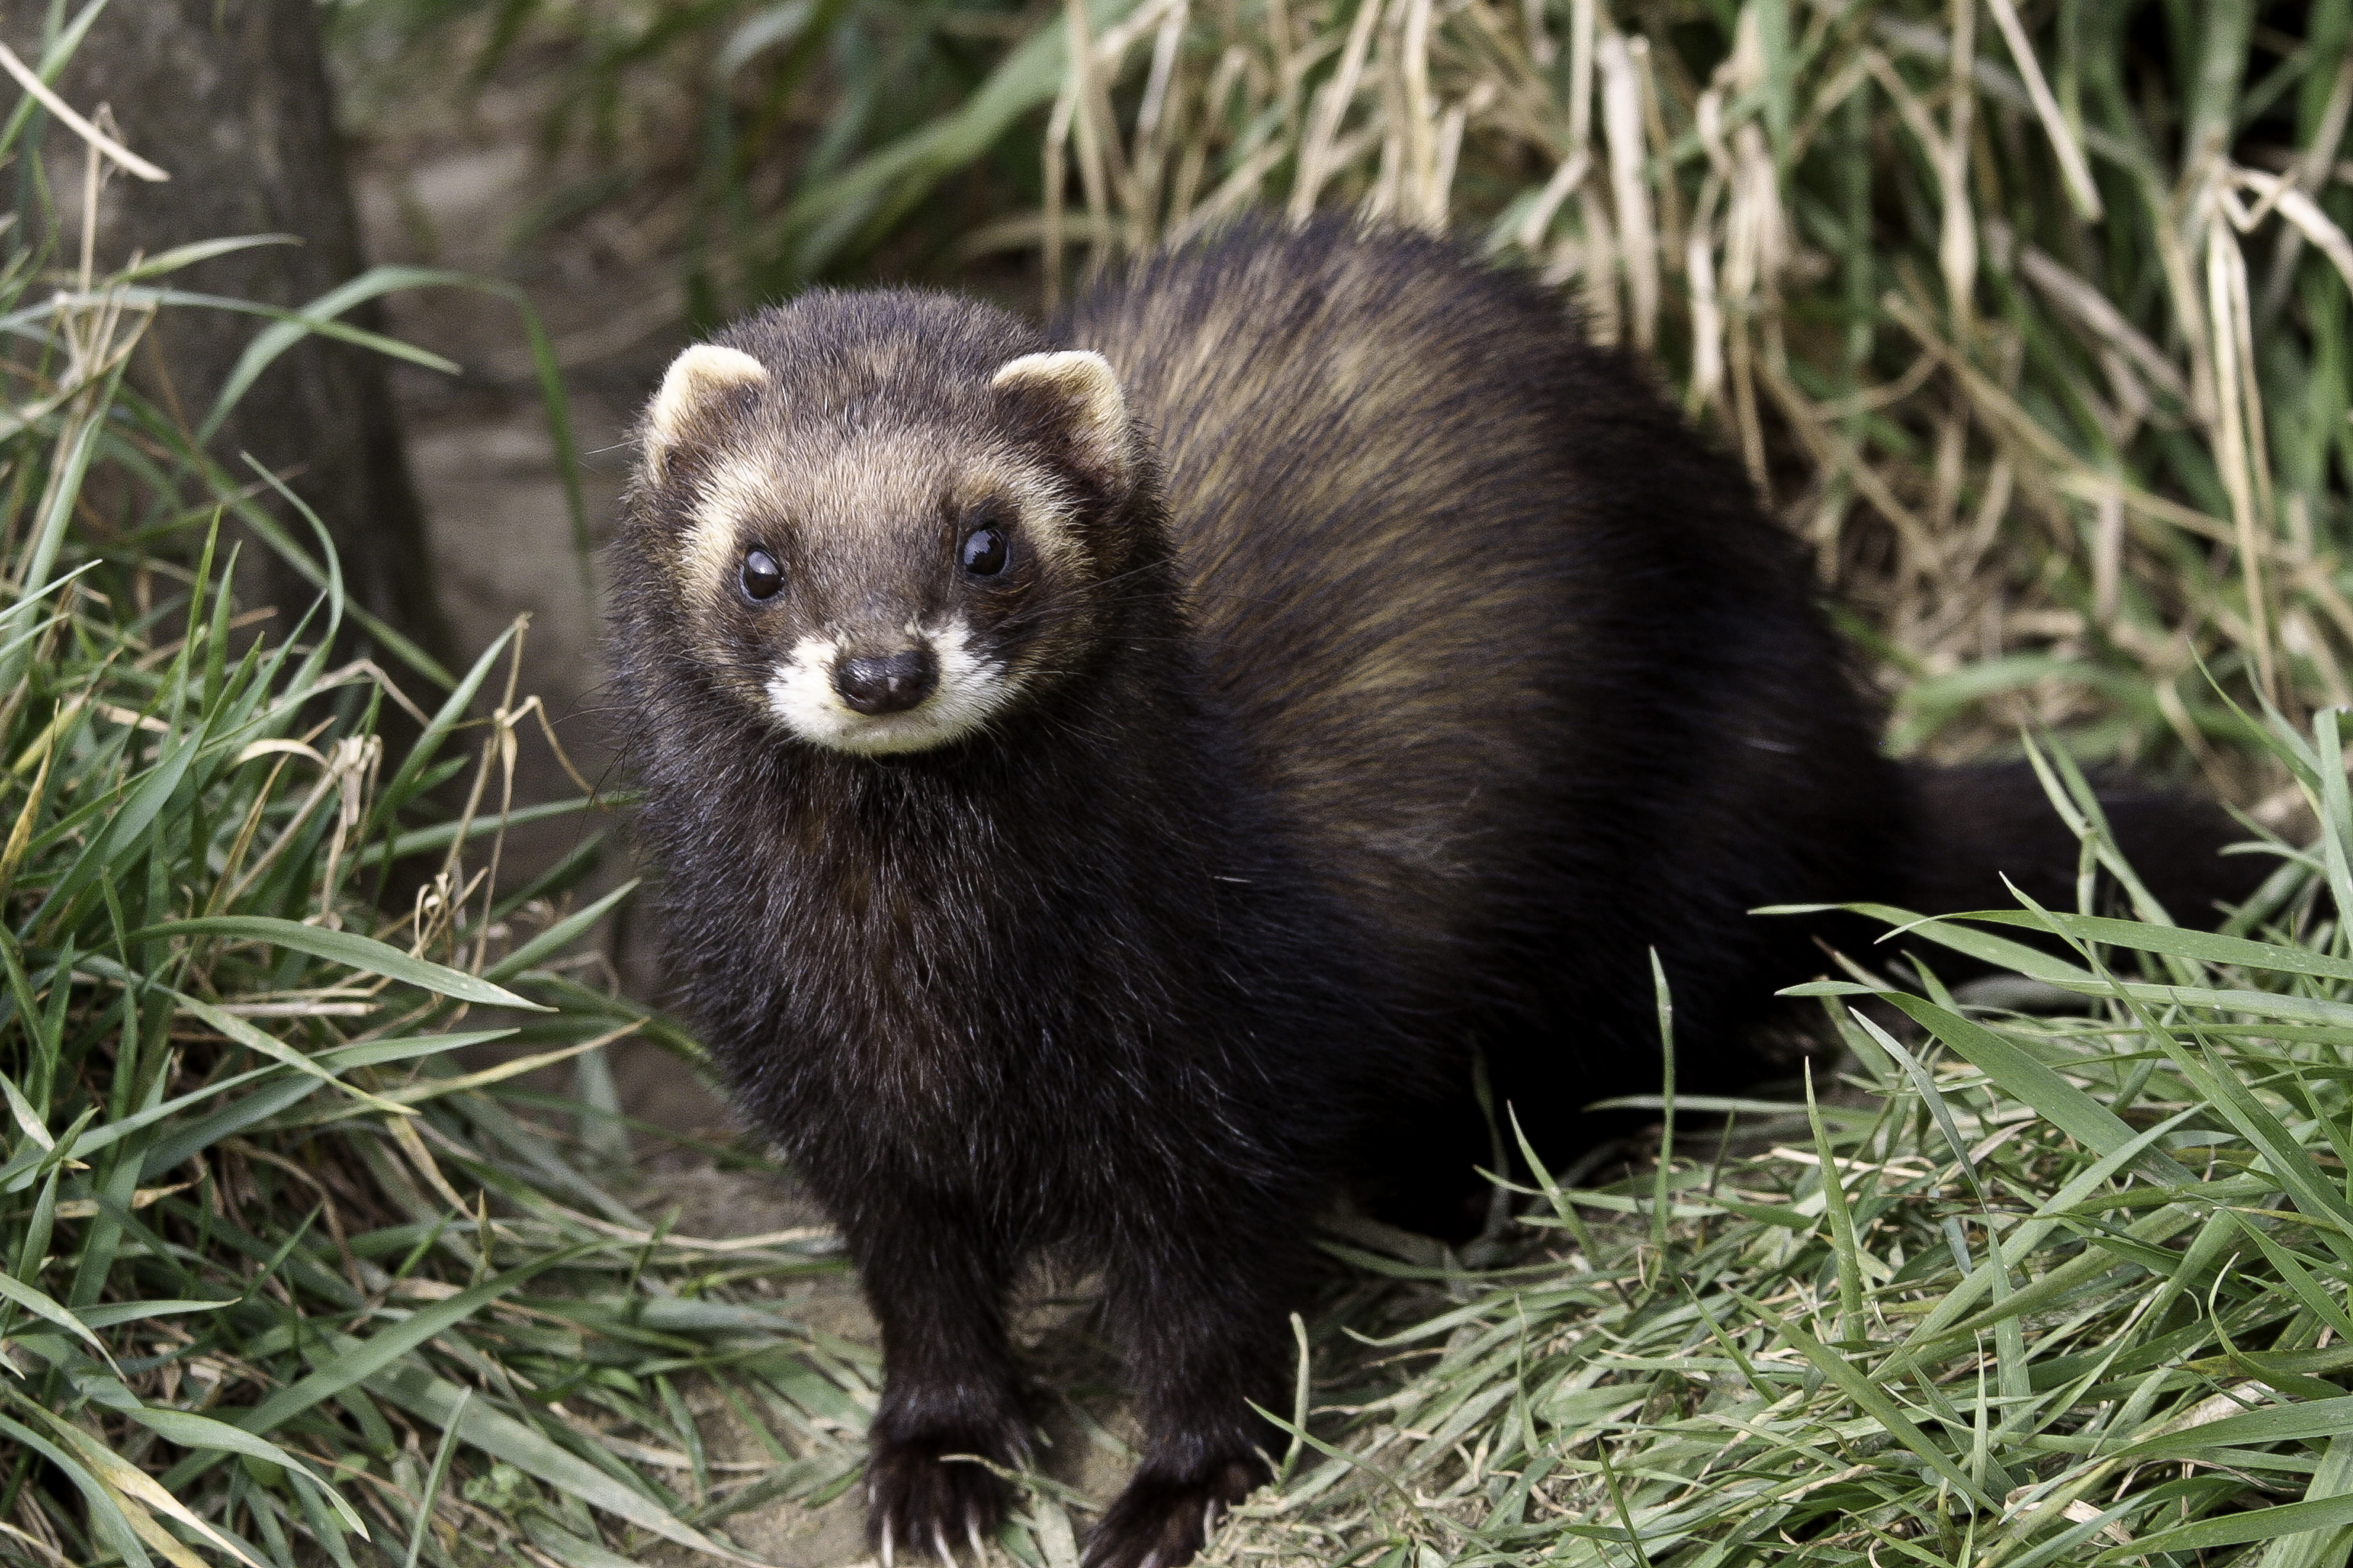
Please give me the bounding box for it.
[609,222,2253,1568]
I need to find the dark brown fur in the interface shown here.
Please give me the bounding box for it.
[607,221,2258,1568]
[1079,231,1917,1147]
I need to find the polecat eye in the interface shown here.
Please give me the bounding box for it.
[960,525,1010,577]
[741,549,784,601]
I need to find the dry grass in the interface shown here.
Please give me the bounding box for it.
[1021,0,2352,817]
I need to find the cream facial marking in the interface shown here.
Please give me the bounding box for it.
[763,635,845,744]
[682,455,797,594]
[764,619,1014,755]
[954,454,1084,574]
[689,435,966,593]
[645,344,768,475]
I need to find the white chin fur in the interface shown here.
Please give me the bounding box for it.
[764,621,1011,755]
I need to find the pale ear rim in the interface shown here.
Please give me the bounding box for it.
[645,343,771,469]
[991,350,1131,489]
[991,349,1122,414]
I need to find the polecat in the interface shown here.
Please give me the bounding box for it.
[608,222,2255,1568]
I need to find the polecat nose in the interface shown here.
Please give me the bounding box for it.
[834,647,938,715]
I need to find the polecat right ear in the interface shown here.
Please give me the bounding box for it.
[993,350,1134,500]
[644,344,769,477]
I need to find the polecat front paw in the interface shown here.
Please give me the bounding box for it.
[864,1420,1021,1566]
[1080,1452,1267,1568]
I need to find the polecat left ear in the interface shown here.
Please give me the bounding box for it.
[644,344,770,477]
[993,350,1133,499]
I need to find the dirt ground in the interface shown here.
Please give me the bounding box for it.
[348,68,730,1133]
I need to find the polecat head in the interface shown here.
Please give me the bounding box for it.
[623,292,1152,756]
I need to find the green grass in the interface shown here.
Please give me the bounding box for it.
[0,26,876,1568]
[1174,730,2353,1565]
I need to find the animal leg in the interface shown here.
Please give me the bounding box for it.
[1082,1210,1300,1568]
[854,1196,1028,1564]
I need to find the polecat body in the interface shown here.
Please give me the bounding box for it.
[609,223,2251,1568]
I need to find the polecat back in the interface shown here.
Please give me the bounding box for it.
[1070,227,1912,1123]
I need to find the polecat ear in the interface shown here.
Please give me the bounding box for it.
[644,344,769,476]
[992,350,1132,498]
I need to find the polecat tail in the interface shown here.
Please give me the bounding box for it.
[1903,761,2269,929]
